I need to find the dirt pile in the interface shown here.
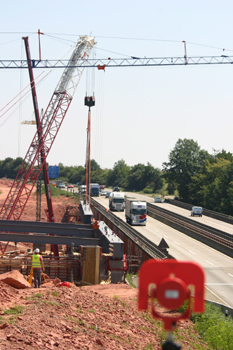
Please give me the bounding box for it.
[0,282,209,350]
[0,179,77,223]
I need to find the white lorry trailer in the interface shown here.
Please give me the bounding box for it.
[78,185,86,194]
[109,192,125,211]
[125,198,147,226]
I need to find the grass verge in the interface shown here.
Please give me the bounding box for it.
[191,302,233,350]
[125,272,137,288]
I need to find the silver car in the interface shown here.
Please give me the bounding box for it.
[191,206,203,217]
[58,183,65,189]
[154,196,162,203]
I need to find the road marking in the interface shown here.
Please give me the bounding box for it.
[228,273,233,278]
[164,235,168,238]
[205,286,231,307]
[206,260,214,266]
[189,250,195,255]
[175,242,180,245]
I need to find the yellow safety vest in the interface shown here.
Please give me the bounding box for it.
[32,254,41,269]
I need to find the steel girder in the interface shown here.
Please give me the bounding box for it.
[0,219,94,236]
[0,232,100,246]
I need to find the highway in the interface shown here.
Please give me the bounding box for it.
[95,192,233,308]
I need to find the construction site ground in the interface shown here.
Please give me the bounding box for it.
[0,179,210,349]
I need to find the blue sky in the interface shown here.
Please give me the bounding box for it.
[1,0,233,170]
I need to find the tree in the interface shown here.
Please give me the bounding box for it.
[189,158,233,214]
[0,157,24,179]
[107,159,130,189]
[90,159,100,172]
[128,164,146,191]
[162,139,210,202]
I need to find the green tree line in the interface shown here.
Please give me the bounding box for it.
[2,139,233,215]
[0,157,163,194]
[163,138,233,215]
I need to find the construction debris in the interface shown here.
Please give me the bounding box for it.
[0,270,31,289]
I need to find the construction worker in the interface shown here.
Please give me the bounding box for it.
[32,248,45,288]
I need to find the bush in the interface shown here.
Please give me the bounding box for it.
[191,303,233,350]
[142,187,153,194]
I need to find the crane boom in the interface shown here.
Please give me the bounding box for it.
[0,36,96,229]
[0,55,232,69]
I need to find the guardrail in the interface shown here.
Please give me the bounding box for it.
[91,198,167,260]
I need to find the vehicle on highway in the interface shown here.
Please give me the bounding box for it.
[113,186,120,192]
[79,185,86,194]
[56,180,63,188]
[154,196,162,203]
[100,190,107,196]
[67,184,74,188]
[191,206,203,217]
[125,198,147,225]
[90,183,100,197]
[51,182,56,187]
[100,185,105,190]
[109,192,125,211]
[58,183,65,189]
[105,192,111,198]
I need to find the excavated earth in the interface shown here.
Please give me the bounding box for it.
[0,281,210,350]
[0,179,210,349]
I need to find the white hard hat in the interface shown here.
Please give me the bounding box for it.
[35,248,40,253]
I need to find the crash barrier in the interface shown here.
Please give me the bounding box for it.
[166,199,233,224]
[0,257,81,283]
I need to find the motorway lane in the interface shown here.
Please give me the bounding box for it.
[152,202,233,235]
[95,195,233,307]
[123,191,233,234]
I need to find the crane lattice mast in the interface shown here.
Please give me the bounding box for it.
[0,35,96,254]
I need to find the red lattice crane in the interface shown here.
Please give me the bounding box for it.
[0,35,96,255]
[23,36,54,222]
[22,36,58,256]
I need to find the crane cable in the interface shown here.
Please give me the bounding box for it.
[18,40,24,157]
[95,70,105,167]
[0,70,52,119]
[0,39,79,120]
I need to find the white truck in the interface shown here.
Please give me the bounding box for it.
[125,198,147,226]
[109,192,125,211]
[78,185,86,194]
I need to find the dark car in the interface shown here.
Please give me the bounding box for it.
[113,186,120,192]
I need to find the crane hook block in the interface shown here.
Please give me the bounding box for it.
[85,96,95,107]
